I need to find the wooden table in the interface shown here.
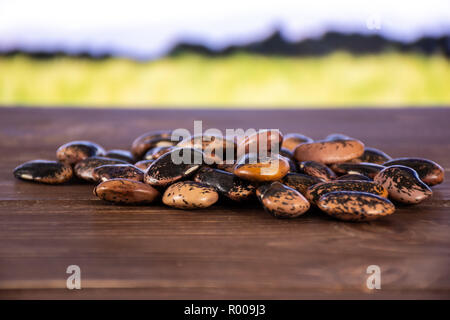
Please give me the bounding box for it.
[0,107,449,299]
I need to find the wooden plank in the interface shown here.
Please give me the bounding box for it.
[0,107,449,299]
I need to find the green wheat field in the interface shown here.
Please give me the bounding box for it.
[1,52,449,107]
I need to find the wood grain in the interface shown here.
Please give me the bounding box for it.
[0,107,449,299]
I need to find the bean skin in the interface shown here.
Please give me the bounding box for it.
[383,158,444,186]
[259,182,310,219]
[306,180,388,204]
[131,130,176,159]
[144,148,203,187]
[374,165,432,204]
[56,141,105,165]
[281,172,323,196]
[330,162,384,179]
[294,139,365,164]
[193,167,255,201]
[318,191,395,222]
[92,164,144,182]
[14,160,73,184]
[299,161,336,181]
[74,157,128,182]
[234,153,290,182]
[162,181,219,209]
[94,178,160,204]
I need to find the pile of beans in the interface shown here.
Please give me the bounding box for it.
[13,130,445,222]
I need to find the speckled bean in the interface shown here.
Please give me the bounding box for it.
[317,191,395,221]
[374,165,432,204]
[14,160,73,184]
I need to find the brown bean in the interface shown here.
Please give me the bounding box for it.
[14,160,73,184]
[162,181,219,209]
[193,167,255,201]
[281,172,323,196]
[374,165,432,204]
[56,141,105,165]
[234,153,290,182]
[131,130,176,159]
[317,191,395,221]
[259,182,310,219]
[330,162,384,179]
[74,157,128,182]
[294,139,365,164]
[93,164,144,182]
[383,158,444,186]
[306,180,388,204]
[144,147,203,187]
[94,179,160,204]
[299,161,336,181]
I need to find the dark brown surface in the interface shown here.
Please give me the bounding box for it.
[0,107,449,299]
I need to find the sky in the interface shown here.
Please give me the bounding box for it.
[0,0,449,59]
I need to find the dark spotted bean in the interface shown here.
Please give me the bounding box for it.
[94,178,160,204]
[234,153,290,182]
[144,146,175,160]
[14,160,73,184]
[374,165,432,204]
[56,141,105,165]
[92,164,144,182]
[299,161,336,181]
[306,180,388,205]
[383,158,444,186]
[281,172,323,196]
[281,133,313,152]
[318,191,395,221]
[294,139,365,164]
[350,147,391,164]
[259,182,310,219]
[193,167,255,201]
[330,162,384,179]
[336,174,372,181]
[162,181,219,209]
[144,147,203,187]
[74,157,128,182]
[105,149,135,163]
[131,130,176,159]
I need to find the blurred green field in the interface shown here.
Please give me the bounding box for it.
[0,52,449,107]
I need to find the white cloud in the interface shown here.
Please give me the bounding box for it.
[0,0,449,58]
